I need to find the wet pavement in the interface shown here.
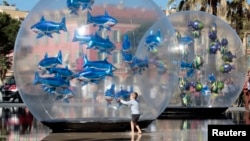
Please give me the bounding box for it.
[0,103,249,141]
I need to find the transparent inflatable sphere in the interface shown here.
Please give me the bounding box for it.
[13,0,176,123]
[167,11,247,108]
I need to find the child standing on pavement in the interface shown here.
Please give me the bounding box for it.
[119,92,142,134]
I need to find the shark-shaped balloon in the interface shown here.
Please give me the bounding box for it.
[54,87,74,103]
[115,86,134,106]
[82,54,117,71]
[122,34,132,52]
[129,56,149,74]
[72,30,93,45]
[67,0,94,15]
[104,84,115,105]
[46,66,74,80]
[38,50,63,70]
[87,10,118,31]
[121,50,133,64]
[33,72,70,87]
[145,29,161,51]
[31,16,67,39]
[87,32,116,55]
[73,66,113,85]
[41,85,74,103]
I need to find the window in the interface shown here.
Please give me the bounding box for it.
[112,51,118,64]
[112,30,120,42]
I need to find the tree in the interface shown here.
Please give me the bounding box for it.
[0,12,21,84]
[2,0,9,6]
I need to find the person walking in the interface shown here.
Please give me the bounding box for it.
[118,92,142,134]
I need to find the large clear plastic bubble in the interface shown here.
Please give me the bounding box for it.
[167,11,247,108]
[13,0,177,123]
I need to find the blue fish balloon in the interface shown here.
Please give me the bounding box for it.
[115,86,134,106]
[31,16,67,38]
[221,51,236,62]
[208,23,217,41]
[122,34,131,52]
[38,50,63,70]
[73,66,113,85]
[54,87,74,103]
[219,63,235,73]
[178,36,194,46]
[87,33,116,55]
[188,19,204,31]
[82,55,117,71]
[208,41,220,54]
[104,84,115,105]
[33,72,70,87]
[188,19,204,38]
[41,84,56,95]
[129,56,149,74]
[72,30,93,45]
[46,66,74,79]
[67,0,94,15]
[208,73,216,83]
[121,50,133,64]
[87,10,118,31]
[145,29,161,51]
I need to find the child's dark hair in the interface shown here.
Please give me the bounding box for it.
[134,92,138,99]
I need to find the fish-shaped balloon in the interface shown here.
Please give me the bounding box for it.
[31,16,67,39]
[38,50,63,70]
[67,0,94,15]
[115,86,133,100]
[193,55,204,70]
[129,56,149,74]
[210,81,224,93]
[87,33,116,55]
[219,63,235,73]
[83,54,117,71]
[208,23,217,41]
[104,84,115,105]
[208,41,220,54]
[54,87,74,103]
[188,19,204,38]
[46,66,74,79]
[144,29,161,51]
[221,51,236,62]
[72,30,93,45]
[122,34,132,52]
[87,10,118,31]
[121,50,133,64]
[33,72,70,87]
[73,66,113,85]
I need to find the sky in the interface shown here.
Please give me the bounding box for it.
[3,0,250,11]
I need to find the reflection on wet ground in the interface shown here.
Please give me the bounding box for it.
[0,105,249,141]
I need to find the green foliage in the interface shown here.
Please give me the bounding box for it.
[0,12,21,82]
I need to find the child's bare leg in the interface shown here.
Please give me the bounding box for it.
[130,121,135,134]
[135,125,142,133]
